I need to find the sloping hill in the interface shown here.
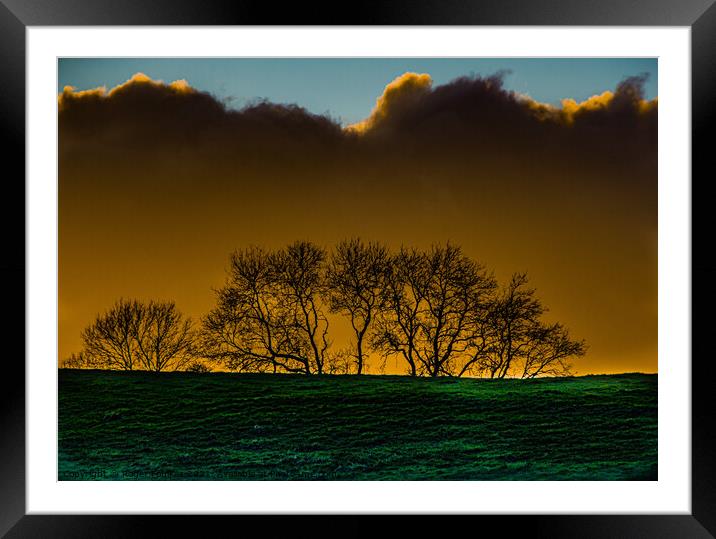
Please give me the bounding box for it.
[58,370,657,480]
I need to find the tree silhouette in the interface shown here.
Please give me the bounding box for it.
[185,360,212,373]
[273,241,331,374]
[202,241,330,375]
[81,299,143,370]
[372,248,425,376]
[519,321,586,378]
[419,245,496,376]
[60,351,87,369]
[325,239,389,374]
[202,246,282,373]
[373,244,496,376]
[134,302,195,372]
[464,273,586,378]
[81,299,195,371]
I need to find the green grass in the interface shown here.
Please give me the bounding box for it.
[58,369,657,480]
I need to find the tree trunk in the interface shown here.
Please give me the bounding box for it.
[356,335,364,375]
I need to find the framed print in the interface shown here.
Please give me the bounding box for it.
[3,0,714,537]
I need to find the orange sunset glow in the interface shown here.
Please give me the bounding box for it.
[59,67,657,376]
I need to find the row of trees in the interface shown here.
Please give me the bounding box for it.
[63,240,587,378]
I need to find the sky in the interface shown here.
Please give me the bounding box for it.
[58,58,658,375]
[58,58,657,126]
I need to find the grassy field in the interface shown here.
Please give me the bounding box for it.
[58,369,657,481]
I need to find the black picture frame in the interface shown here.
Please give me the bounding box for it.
[2,1,713,536]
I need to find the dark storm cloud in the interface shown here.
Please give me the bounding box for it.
[59,73,345,165]
[59,70,656,168]
[348,71,657,175]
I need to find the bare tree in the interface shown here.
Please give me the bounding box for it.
[202,241,330,375]
[185,360,212,373]
[519,322,586,378]
[134,301,195,372]
[60,351,87,369]
[417,245,496,376]
[81,299,144,370]
[202,246,295,373]
[80,298,195,371]
[373,244,496,377]
[463,273,585,378]
[323,348,354,375]
[272,241,331,374]
[372,248,426,376]
[325,239,389,374]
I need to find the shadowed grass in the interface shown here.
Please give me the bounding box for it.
[58,370,657,480]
